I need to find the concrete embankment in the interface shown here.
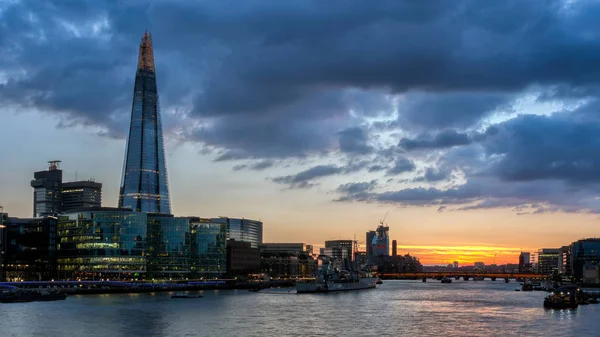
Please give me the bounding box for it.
[1,280,296,295]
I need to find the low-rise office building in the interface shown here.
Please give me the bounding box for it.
[226,239,260,278]
[1,215,57,281]
[211,217,263,248]
[536,248,562,275]
[61,180,102,213]
[55,208,227,280]
[259,243,316,278]
[57,208,147,280]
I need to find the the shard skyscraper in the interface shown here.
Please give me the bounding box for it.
[119,31,172,214]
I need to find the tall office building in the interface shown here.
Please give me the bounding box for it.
[62,180,102,213]
[119,31,171,214]
[366,231,376,257]
[372,225,390,257]
[30,161,63,217]
[519,252,531,272]
[392,240,397,257]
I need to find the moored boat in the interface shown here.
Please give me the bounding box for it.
[171,292,202,299]
[441,277,452,284]
[0,288,67,303]
[543,285,582,310]
[296,256,377,294]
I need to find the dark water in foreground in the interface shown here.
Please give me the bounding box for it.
[1,280,598,337]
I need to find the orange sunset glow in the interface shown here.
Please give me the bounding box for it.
[395,245,530,266]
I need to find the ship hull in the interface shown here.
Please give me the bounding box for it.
[296,278,378,293]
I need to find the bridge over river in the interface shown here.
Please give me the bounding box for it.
[379,272,546,281]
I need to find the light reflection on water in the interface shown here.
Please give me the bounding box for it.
[0,280,598,337]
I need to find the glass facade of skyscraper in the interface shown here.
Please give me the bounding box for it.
[211,217,263,248]
[146,214,192,280]
[191,218,227,279]
[570,239,600,281]
[119,32,171,214]
[56,209,147,280]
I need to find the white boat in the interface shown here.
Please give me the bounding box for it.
[295,255,377,293]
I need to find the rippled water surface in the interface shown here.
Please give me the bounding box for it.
[1,280,598,337]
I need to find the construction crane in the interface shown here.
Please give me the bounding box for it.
[380,211,389,226]
[353,234,365,253]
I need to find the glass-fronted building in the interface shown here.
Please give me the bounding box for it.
[211,217,262,248]
[55,210,226,281]
[2,216,57,281]
[146,214,192,280]
[190,218,227,279]
[570,239,600,281]
[56,208,147,280]
[119,31,171,214]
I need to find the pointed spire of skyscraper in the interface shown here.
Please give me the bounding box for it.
[137,31,155,72]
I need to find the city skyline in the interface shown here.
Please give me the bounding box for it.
[2,1,600,265]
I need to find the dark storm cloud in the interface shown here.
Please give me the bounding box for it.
[6,0,600,214]
[396,92,510,130]
[4,0,600,158]
[398,130,473,152]
[482,113,600,184]
[337,103,600,213]
[334,180,378,202]
[273,165,344,188]
[368,165,387,173]
[387,157,416,175]
[414,167,453,182]
[272,160,372,189]
[338,126,373,155]
[337,175,600,213]
[231,160,275,172]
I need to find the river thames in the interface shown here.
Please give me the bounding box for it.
[1,280,598,337]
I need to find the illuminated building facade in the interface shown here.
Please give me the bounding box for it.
[119,31,171,214]
[62,180,102,213]
[536,248,561,275]
[190,218,227,279]
[146,214,192,280]
[55,210,227,280]
[56,208,147,280]
[211,217,263,248]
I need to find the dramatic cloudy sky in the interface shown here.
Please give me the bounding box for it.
[2,0,600,264]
